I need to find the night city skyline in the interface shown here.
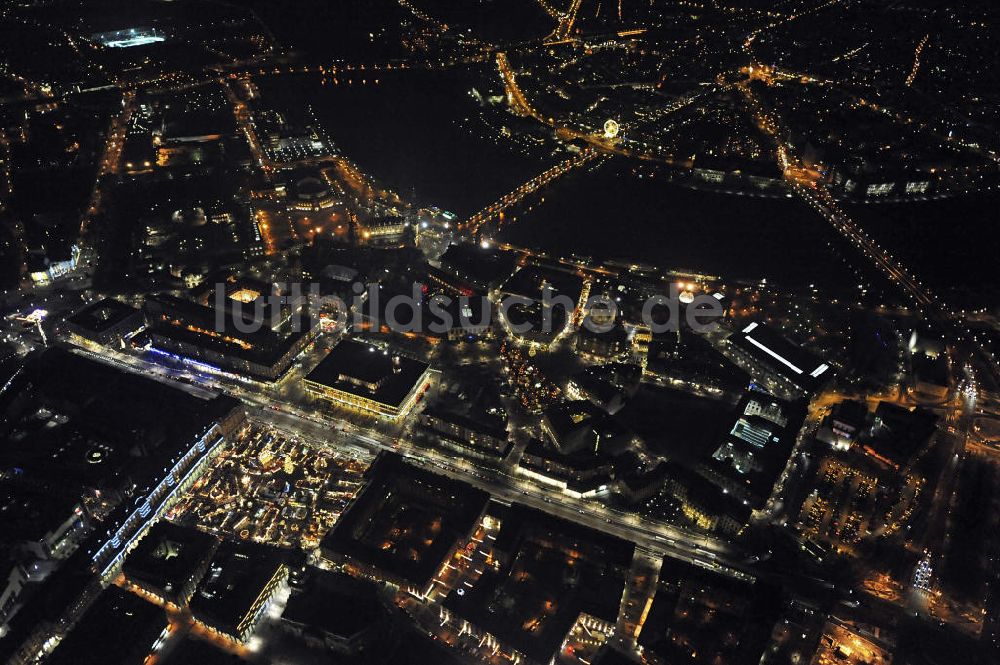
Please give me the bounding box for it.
[1,1,1000,665]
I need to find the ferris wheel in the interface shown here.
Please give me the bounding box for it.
[603,119,620,139]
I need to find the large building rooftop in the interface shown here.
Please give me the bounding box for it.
[158,635,244,665]
[189,540,287,641]
[0,348,238,497]
[45,586,166,665]
[728,321,830,393]
[614,384,734,459]
[122,521,220,603]
[143,293,312,380]
[706,390,807,508]
[320,454,489,589]
[304,339,430,417]
[438,242,518,292]
[499,265,584,304]
[542,400,631,455]
[637,557,781,665]
[444,503,634,664]
[280,569,387,642]
[65,297,141,336]
[860,401,938,470]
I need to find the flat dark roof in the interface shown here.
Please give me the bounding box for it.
[159,636,246,665]
[500,265,584,303]
[523,438,613,473]
[569,371,626,408]
[320,454,489,588]
[0,348,239,500]
[123,521,219,599]
[592,646,640,665]
[45,586,166,665]
[646,334,750,394]
[438,242,518,290]
[144,293,311,369]
[444,503,633,664]
[913,351,948,386]
[638,558,781,665]
[305,339,429,409]
[614,384,735,459]
[543,400,606,440]
[387,626,467,665]
[831,399,869,427]
[281,570,385,639]
[863,402,938,468]
[0,481,82,547]
[147,320,309,369]
[189,540,286,637]
[423,405,508,440]
[66,297,140,334]
[729,321,829,390]
[663,460,751,524]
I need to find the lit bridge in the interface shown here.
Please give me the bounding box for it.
[459,149,602,235]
